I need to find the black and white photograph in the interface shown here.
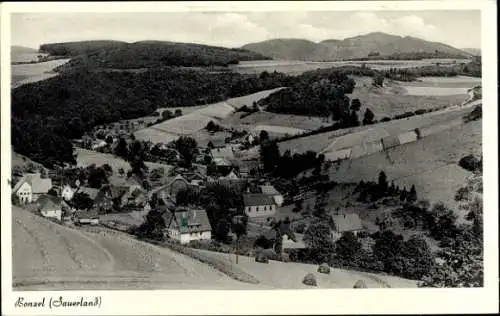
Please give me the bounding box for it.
[1,1,498,315]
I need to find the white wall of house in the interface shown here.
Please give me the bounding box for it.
[61,186,75,201]
[167,228,211,244]
[245,204,276,218]
[16,182,32,204]
[41,209,62,221]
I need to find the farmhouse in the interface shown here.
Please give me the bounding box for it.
[74,186,99,200]
[164,208,212,244]
[243,193,277,218]
[12,172,52,204]
[329,213,364,240]
[36,194,64,221]
[260,183,284,206]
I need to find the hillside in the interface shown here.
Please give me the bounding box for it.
[12,45,38,54]
[41,40,271,69]
[461,48,481,56]
[12,206,417,290]
[242,32,471,61]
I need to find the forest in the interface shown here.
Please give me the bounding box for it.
[41,40,271,69]
[11,68,290,167]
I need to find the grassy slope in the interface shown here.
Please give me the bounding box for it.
[12,206,248,290]
[328,118,481,211]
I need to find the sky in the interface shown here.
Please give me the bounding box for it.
[11,11,481,50]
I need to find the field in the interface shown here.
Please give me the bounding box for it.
[230,59,468,75]
[190,249,418,289]
[12,206,248,290]
[134,88,284,145]
[348,76,474,118]
[279,99,477,155]
[327,118,482,211]
[13,206,418,290]
[11,59,70,88]
[75,148,173,174]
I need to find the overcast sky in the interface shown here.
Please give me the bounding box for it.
[11,11,481,50]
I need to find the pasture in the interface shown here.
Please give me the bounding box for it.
[328,119,481,210]
[134,88,285,144]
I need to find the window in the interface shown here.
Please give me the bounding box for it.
[264,206,267,211]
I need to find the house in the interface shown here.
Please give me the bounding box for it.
[210,147,235,160]
[164,208,212,244]
[36,194,64,221]
[94,184,148,213]
[75,186,100,200]
[329,213,364,240]
[12,172,52,204]
[61,183,77,201]
[74,208,100,225]
[243,193,277,218]
[260,184,284,206]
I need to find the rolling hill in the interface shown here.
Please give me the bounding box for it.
[461,48,481,56]
[40,40,271,69]
[242,32,471,61]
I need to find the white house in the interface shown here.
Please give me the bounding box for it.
[164,208,212,244]
[260,184,284,206]
[12,173,52,204]
[243,193,277,218]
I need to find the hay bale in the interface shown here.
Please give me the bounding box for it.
[353,280,367,288]
[302,273,317,286]
[317,263,330,274]
[255,252,269,264]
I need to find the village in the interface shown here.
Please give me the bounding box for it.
[11,124,365,257]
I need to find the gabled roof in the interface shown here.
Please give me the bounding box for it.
[211,147,234,160]
[75,186,99,200]
[260,184,281,196]
[171,208,212,233]
[184,172,206,182]
[330,213,363,233]
[243,193,276,206]
[37,194,63,210]
[213,157,232,167]
[13,173,52,194]
[220,169,240,180]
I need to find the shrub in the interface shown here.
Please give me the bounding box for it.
[458,155,481,173]
[353,280,367,288]
[294,222,306,234]
[255,252,269,263]
[414,109,427,115]
[254,235,274,249]
[381,117,391,122]
[302,273,317,286]
[318,263,331,274]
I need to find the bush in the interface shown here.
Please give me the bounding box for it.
[294,222,306,234]
[317,263,331,274]
[414,109,427,115]
[254,235,274,249]
[255,252,269,263]
[353,280,367,288]
[381,117,391,122]
[458,155,481,173]
[302,273,317,286]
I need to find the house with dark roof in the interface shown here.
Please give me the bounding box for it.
[329,213,364,239]
[94,184,148,213]
[243,193,277,218]
[12,172,52,204]
[260,183,284,206]
[35,194,64,221]
[164,208,212,244]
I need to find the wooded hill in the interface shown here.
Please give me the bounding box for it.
[242,32,471,61]
[40,40,271,69]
